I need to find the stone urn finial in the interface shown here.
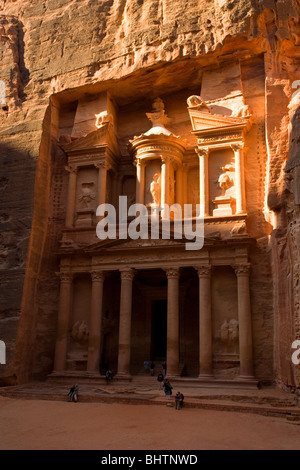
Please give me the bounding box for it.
[146,98,171,128]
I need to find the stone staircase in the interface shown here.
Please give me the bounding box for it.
[1,379,300,420]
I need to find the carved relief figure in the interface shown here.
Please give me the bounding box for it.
[71,321,89,343]
[219,318,239,353]
[150,173,161,205]
[217,163,235,196]
[78,182,96,209]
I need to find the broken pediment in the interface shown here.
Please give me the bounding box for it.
[61,120,120,158]
[188,106,252,135]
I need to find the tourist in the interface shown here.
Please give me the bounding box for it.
[150,361,155,376]
[175,391,181,410]
[162,361,166,377]
[163,379,173,399]
[157,372,164,390]
[144,359,149,373]
[179,392,184,409]
[105,370,114,383]
[68,384,78,402]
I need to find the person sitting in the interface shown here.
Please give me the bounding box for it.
[105,369,114,383]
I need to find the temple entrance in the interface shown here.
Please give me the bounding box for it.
[151,299,167,360]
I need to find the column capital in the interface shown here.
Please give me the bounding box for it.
[234,263,251,276]
[120,269,135,281]
[165,267,180,279]
[65,165,78,174]
[161,155,171,164]
[134,158,143,167]
[91,271,105,282]
[95,161,107,170]
[196,147,209,158]
[195,265,212,278]
[57,271,73,283]
[231,142,245,152]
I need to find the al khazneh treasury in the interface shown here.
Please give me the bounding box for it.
[1,0,300,391]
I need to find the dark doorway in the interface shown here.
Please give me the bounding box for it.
[152,300,167,359]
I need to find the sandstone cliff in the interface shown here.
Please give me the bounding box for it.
[0,0,300,390]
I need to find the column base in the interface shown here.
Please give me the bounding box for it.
[239,375,256,381]
[198,374,214,380]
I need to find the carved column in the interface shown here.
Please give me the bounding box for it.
[53,272,73,371]
[161,156,170,217]
[95,162,107,209]
[111,171,118,208]
[235,264,254,379]
[117,269,135,376]
[196,265,213,377]
[135,159,145,204]
[166,267,180,377]
[176,166,183,209]
[182,163,189,208]
[197,148,210,217]
[231,143,246,214]
[65,165,78,228]
[87,271,105,373]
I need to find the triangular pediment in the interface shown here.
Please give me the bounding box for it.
[188,109,251,133]
[62,122,120,156]
[86,233,187,253]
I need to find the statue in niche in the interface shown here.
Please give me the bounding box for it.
[71,321,89,344]
[150,173,161,205]
[220,318,239,353]
[217,163,235,196]
[78,182,96,209]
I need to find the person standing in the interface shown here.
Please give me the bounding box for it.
[179,392,184,409]
[144,359,149,373]
[175,391,180,410]
[157,372,164,390]
[162,361,166,378]
[150,361,155,376]
[163,379,173,400]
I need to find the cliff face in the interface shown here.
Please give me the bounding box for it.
[0,0,300,388]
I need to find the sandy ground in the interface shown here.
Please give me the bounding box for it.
[0,396,300,450]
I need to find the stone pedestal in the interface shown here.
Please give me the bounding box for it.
[75,209,94,228]
[213,196,236,217]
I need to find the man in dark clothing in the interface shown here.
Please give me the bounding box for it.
[157,372,164,390]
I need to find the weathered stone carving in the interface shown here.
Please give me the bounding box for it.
[217,164,235,196]
[71,321,89,343]
[220,319,239,347]
[78,182,96,209]
[150,173,161,205]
